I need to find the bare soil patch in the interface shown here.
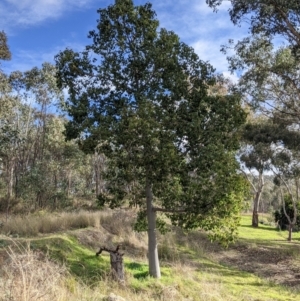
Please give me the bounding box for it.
[210,243,300,287]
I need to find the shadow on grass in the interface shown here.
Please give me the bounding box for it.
[195,260,285,288]
[126,262,149,279]
[239,224,279,232]
[196,261,250,278]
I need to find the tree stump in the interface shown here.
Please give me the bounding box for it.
[96,245,125,282]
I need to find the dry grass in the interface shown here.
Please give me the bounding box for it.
[0,209,140,238]
[0,241,213,301]
[0,212,299,301]
[100,209,136,235]
[0,210,111,236]
[0,242,66,301]
[0,241,111,301]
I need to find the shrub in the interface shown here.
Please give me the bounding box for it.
[274,195,300,230]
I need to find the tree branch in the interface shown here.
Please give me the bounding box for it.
[96,245,123,256]
[280,187,292,225]
[240,169,257,192]
[152,206,187,213]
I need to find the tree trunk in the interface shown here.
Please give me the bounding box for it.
[252,192,260,227]
[146,178,161,278]
[280,187,297,242]
[95,161,100,197]
[6,159,15,220]
[7,159,14,200]
[96,245,125,282]
[252,171,264,227]
[36,192,43,209]
[54,172,58,209]
[67,170,72,198]
[288,224,293,242]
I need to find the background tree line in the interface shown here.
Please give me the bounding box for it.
[0,37,106,213]
[207,0,300,238]
[1,0,300,277]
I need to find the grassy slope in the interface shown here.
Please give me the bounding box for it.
[0,214,299,301]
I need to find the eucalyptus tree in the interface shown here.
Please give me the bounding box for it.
[0,63,66,210]
[221,35,300,126]
[240,115,300,237]
[272,148,300,241]
[22,63,64,207]
[56,0,247,278]
[207,0,300,50]
[0,37,22,212]
[207,2,300,235]
[240,120,273,227]
[207,0,300,122]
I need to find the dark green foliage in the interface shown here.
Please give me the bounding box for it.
[274,195,300,230]
[0,31,11,61]
[56,0,248,245]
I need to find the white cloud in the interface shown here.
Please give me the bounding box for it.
[0,0,98,29]
[191,39,229,74]
[1,0,248,78]
[222,71,239,84]
[148,0,246,74]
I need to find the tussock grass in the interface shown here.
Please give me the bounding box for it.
[0,210,107,236]
[100,209,136,236]
[0,242,66,301]
[0,213,300,300]
[0,209,141,239]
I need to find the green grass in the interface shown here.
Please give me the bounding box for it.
[239,215,300,242]
[29,235,111,284]
[0,213,299,300]
[238,215,300,260]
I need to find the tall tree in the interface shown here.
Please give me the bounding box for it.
[207,2,300,235]
[272,148,300,241]
[56,0,247,278]
[207,0,300,124]
[207,0,300,50]
[221,35,300,125]
[240,120,273,227]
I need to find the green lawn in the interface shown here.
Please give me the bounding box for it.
[238,215,300,245]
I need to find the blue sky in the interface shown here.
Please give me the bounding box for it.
[0,0,247,81]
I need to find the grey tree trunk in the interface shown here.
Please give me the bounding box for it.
[280,187,297,242]
[252,192,260,227]
[146,178,161,278]
[252,171,264,227]
[94,152,100,197]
